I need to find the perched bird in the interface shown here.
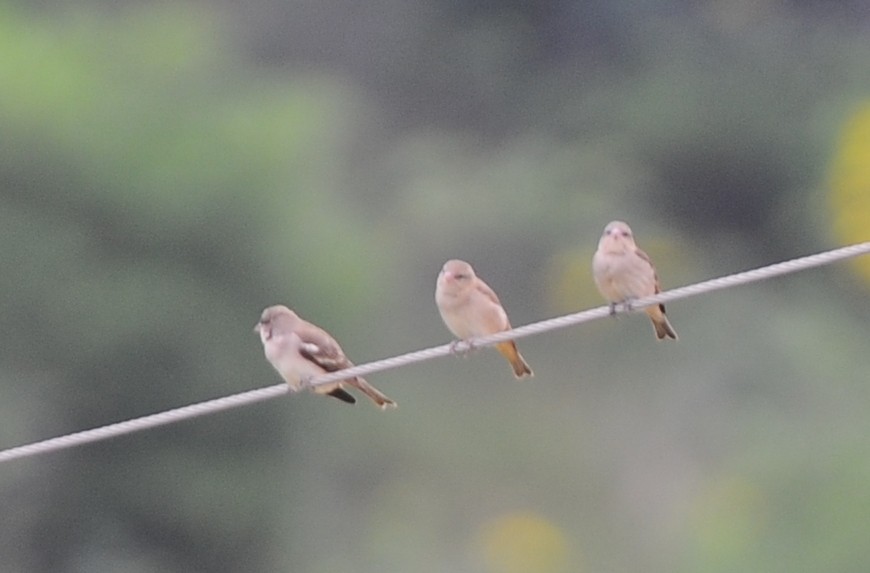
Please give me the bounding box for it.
[592,221,678,340]
[435,259,533,378]
[254,305,396,408]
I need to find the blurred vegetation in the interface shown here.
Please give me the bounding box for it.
[0,1,869,572]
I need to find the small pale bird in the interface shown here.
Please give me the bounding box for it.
[592,220,678,340]
[435,259,533,378]
[254,305,396,408]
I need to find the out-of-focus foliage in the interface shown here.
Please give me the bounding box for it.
[0,0,869,572]
[0,3,388,572]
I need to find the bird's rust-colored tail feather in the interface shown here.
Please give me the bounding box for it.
[647,305,678,340]
[348,377,397,409]
[495,341,534,378]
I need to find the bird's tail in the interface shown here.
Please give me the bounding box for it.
[311,381,357,404]
[348,377,397,409]
[647,305,678,340]
[327,387,357,404]
[495,341,534,378]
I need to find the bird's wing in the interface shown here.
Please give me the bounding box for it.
[474,278,512,329]
[474,277,504,307]
[296,323,354,372]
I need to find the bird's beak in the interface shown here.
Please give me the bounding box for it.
[253,322,261,333]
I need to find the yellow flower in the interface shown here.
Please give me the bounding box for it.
[475,511,575,573]
[829,103,870,287]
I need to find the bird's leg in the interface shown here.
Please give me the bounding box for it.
[608,302,618,316]
[622,297,636,313]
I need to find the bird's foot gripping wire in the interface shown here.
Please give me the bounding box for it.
[298,376,315,392]
[448,339,475,355]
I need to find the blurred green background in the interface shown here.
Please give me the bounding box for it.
[1,1,869,571]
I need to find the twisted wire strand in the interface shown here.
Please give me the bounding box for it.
[1,241,868,464]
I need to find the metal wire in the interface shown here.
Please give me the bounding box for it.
[1,241,868,464]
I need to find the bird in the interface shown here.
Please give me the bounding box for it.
[592,220,678,340]
[254,305,396,408]
[435,259,533,378]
